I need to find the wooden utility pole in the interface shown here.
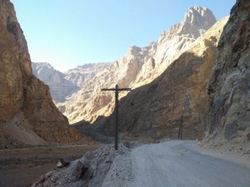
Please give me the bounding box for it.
[178,115,183,140]
[101,84,131,150]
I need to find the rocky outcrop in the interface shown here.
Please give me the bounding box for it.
[0,0,82,148]
[203,0,250,148]
[87,17,228,141]
[63,6,217,124]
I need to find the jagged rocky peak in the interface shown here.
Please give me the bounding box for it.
[160,5,217,41]
[32,62,79,104]
[128,45,142,56]
[32,62,53,69]
[183,6,216,26]
[180,5,217,37]
[32,62,58,77]
[120,45,143,63]
[32,62,64,84]
[154,5,217,71]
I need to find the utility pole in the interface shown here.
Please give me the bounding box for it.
[178,115,183,140]
[101,84,131,150]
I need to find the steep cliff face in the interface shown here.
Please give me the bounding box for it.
[89,17,228,141]
[203,0,250,147]
[62,6,216,124]
[0,0,82,148]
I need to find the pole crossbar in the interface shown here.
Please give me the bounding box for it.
[101,88,131,91]
[101,84,131,150]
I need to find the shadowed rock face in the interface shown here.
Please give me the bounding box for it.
[204,0,250,146]
[86,17,228,141]
[0,0,82,148]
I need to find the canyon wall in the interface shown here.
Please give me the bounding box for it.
[89,17,228,141]
[203,0,250,148]
[0,0,82,148]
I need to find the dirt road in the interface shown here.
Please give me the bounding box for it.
[130,141,250,187]
[103,140,250,187]
[5,141,249,187]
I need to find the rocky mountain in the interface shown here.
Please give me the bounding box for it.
[64,63,110,87]
[202,0,250,149]
[32,62,109,103]
[32,62,79,103]
[134,5,217,87]
[62,6,217,124]
[0,0,82,148]
[79,17,229,142]
[29,0,250,185]
[82,0,250,151]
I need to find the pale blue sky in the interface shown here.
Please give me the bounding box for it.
[11,0,236,72]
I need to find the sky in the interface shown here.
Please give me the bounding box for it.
[11,0,236,72]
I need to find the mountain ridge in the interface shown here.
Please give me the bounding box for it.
[79,16,229,142]
[57,5,218,124]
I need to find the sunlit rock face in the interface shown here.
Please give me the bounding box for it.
[62,6,217,124]
[64,63,110,87]
[32,62,110,104]
[92,17,228,141]
[203,0,250,147]
[132,6,217,88]
[0,0,82,148]
[32,62,80,104]
[154,5,217,67]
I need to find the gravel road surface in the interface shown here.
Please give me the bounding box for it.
[103,140,250,187]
